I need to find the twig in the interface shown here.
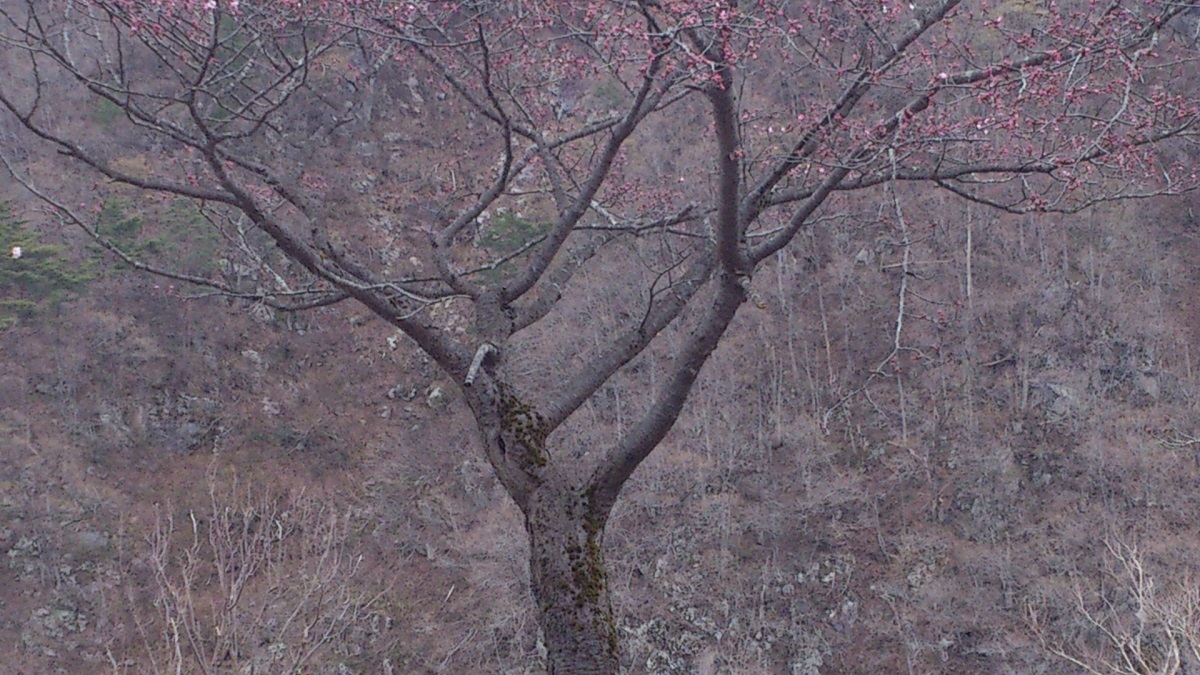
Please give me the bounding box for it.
[465,343,497,386]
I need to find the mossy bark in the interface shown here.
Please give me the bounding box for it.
[524,481,619,675]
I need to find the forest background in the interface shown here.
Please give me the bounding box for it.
[2,0,1200,673]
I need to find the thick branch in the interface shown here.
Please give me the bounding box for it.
[586,272,747,515]
[706,62,749,275]
[500,33,675,306]
[431,26,513,298]
[747,0,1182,262]
[541,248,715,430]
[511,205,697,332]
[194,134,471,376]
[739,0,964,224]
[1,150,348,311]
[0,87,237,204]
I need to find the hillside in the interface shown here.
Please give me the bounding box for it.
[2,2,1200,673]
[4,161,1199,675]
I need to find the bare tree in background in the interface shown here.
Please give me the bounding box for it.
[2,1,1199,671]
[1030,538,1200,675]
[114,473,385,674]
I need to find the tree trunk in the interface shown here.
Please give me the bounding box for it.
[524,480,619,675]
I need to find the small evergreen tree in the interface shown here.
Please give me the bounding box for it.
[0,202,89,328]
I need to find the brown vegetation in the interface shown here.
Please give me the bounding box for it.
[1,0,1199,672]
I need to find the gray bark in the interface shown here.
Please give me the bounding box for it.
[524,481,619,675]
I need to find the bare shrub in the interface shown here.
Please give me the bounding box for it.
[1030,539,1200,675]
[108,471,391,674]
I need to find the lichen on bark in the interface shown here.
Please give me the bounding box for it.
[498,382,550,468]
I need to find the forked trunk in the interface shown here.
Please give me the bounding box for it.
[524,481,619,675]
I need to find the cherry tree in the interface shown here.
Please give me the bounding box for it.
[1,0,1198,671]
